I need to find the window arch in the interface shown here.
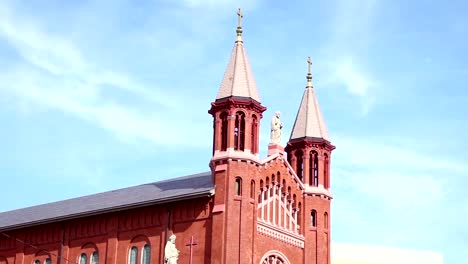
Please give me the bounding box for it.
[141,244,151,264]
[251,114,258,154]
[311,210,317,227]
[310,151,319,186]
[128,246,138,264]
[234,111,245,151]
[220,112,228,151]
[235,177,242,196]
[295,150,303,181]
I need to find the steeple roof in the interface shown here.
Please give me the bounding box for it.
[215,9,261,102]
[290,58,330,141]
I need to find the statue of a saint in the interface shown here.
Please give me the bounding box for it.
[164,234,179,264]
[270,111,283,144]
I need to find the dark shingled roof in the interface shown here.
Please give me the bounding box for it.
[0,171,214,231]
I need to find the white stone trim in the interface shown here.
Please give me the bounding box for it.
[257,221,304,248]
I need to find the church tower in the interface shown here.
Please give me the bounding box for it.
[285,58,335,264]
[208,8,266,160]
[208,9,267,264]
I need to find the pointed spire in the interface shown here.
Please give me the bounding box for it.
[215,8,261,102]
[289,57,330,141]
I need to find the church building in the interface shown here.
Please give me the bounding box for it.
[0,9,335,264]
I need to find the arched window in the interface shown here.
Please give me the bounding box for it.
[220,112,228,151]
[260,251,290,264]
[295,150,303,181]
[142,244,151,264]
[34,261,41,264]
[79,253,87,264]
[310,151,319,186]
[91,251,99,264]
[311,210,317,227]
[298,202,302,233]
[234,111,245,151]
[324,212,329,229]
[44,259,51,264]
[235,177,242,196]
[128,246,138,264]
[250,180,255,199]
[251,115,258,154]
[258,180,264,203]
[324,154,329,189]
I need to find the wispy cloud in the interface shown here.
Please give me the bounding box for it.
[331,135,467,254]
[320,0,381,115]
[0,2,210,147]
[332,58,377,115]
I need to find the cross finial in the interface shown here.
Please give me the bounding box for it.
[236,8,243,42]
[237,8,243,27]
[306,56,313,88]
[307,56,312,74]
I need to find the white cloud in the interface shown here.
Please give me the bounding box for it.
[332,58,376,115]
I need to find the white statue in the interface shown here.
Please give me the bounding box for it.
[164,234,179,264]
[270,111,283,144]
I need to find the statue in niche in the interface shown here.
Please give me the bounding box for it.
[164,234,179,264]
[270,111,283,144]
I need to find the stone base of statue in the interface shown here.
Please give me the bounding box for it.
[268,143,285,156]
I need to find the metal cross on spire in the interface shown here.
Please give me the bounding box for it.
[306,56,313,88]
[236,8,244,42]
[237,8,243,27]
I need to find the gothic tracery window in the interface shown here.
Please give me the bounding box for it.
[262,254,287,264]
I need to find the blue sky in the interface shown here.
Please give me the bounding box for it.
[0,0,466,263]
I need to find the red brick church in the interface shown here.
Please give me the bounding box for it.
[0,10,335,264]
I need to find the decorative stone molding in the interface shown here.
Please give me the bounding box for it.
[257,221,304,248]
